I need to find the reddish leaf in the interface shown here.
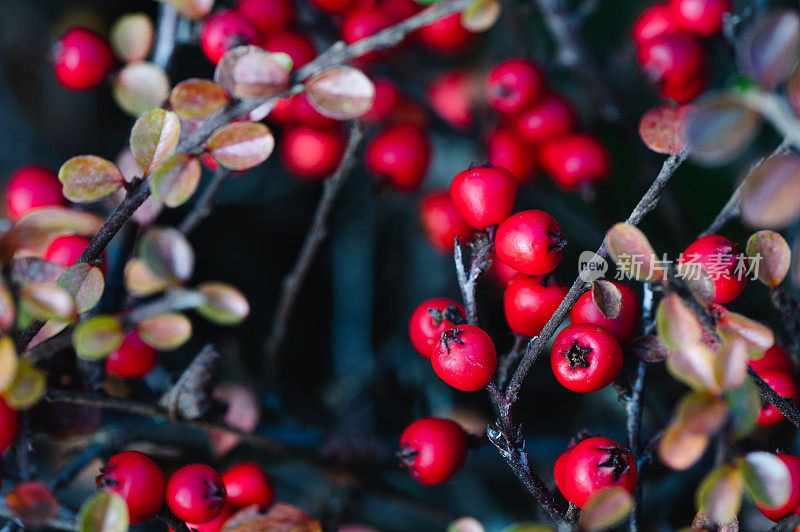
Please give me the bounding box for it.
[746,230,791,288]
[130,108,181,174]
[170,79,230,120]
[232,48,291,99]
[605,223,663,282]
[5,482,58,529]
[148,153,201,207]
[206,122,275,171]
[639,105,690,154]
[59,156,125,202]
[305,67,376,120]
[740,152,800,229]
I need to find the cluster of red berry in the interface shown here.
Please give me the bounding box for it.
[633,0,731,102]
[97,451,273,531]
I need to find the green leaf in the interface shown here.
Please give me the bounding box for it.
[138,227,195,283]
[58,156,125,202]
[726,379,761,439]
[746,230,791,288]
[169,78,229,120]
[578,487,633,531]
[696,464,744,525]
[148,154,201,207]
[2,359,46,410]
[110,13,153,62]
[72,316,124,360]
[196,282,250,325]
[656,294,702,350]
[58,263,105,314]
[206,121,275,171]
[113,61,170,117]
[137,313,192,350]
[20,283,77,323]
[78,492,129,532]
[129,108,181,174]
[739,451,791,509]
[304,66,375,120]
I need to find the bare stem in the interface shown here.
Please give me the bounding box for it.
[151,1,181,71]
[748,366,800,428]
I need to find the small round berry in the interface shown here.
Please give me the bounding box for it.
[669,0,731,36]
[363,78,403,123]
[553,446,573,494]
[409,298,466,358]
[0,397,18,454]
[427,70,475,131]
[200,11,259,65]
[419,191,475,253]
[289,93,340,130]
[504,274,567,337]
[485,59,545,115]
[755,454,800,522]
[53,28,114,91]
[561,437,638,508]
[280,126,346,180]
[569,282,640,344]
[398,418,467,485]
[632,2,679,45]
[96,451,165,524]
[539,134,611,191]
[236,0,295,35]
[551,324,623,393]
[750,344,794,376]
[431,324,497,391]
[495,210,565,276]
[416,13,474,55]
[487,126,538,184]
[449,165,517,230]
[166,464,227,524]
[383,0,423,23]
[179,504,234,532]
[490,258,520,287]
[365,123,430,192]
[262,30,316,70]
[105,332,158,379]
[341,8,395,62]
[512,94,576,146]
[222,463,274,509]
[678,235,747,304]
[6,166,66,221]
[756,370,799,426]
[637,32,706,100]
[308,0,355,14]
[44,235,90,268]
[659,67,708,103]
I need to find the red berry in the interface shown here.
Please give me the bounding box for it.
[96,451,165,524]
[341,8,395,62]
[659,66,707,103]
[222,463,274,510]
[44,235,90,267]
[6,166,65,221]
[757,370,799,426]
[419,191,475,253]
[487,126,538,183]
[236,0,295,35]
[504,274,567,337]
[166,464,227,524]
[398,418,467,485]
[539,134,611,191]
[105,332,158,379]
[756,454,800,521]
[678,235,746,304]
[495,210,565,276]
[383,0,423,23]
[485,59,546,115]
[632,2,679,45]
[0,397,18,455]
[427,70,476,131]
[363,78,403,123]
[431,324,497,391]
[53,28,114,91]
[200,11,259,65]
[750,344,794,376]
[569,282,640,344]
[512,94,575,146]
[180,504,234,532]
[280,126,345,180]
[409,298,466,358]
[416,13,473,55]
[449,166,517,230]
[551,324,623,393]
[561,437,637,508]
[490,258,519,286]
[289,93,340,130]
[637,32,706,101]
[553,446,573,494]
[669,0,731,36]
[308,0,355,14]
[365,123,430,192]
[262,30,316,69]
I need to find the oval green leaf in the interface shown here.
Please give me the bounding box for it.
[149,153,201,207]
[137,312,192,350]
[206,121,274,171]
[78,492,129,532]
[138,227,195,283]
[130,108,181,174]
[305,66,375,120]
[113,61,170,117]
[170,78,230,120]
[72,315,124,360]
[59,156,125,203]
[196,282,250,325]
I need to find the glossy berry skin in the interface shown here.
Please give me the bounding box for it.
[669,0,731,36]
[495,210,565,276]
[105,332,158,379]
[341,8,394,63]
[504,274,567,337]
[417,13,473,55]
[512,94,575,146]
[637,32,706,101]
[222,463,274,509]
[280,126,345,180]
[363,78,403,123]
[632,2,679,45]
[757,371,799,426]
[0,397,18,455]
[6,166,66,221]
[53,28,114,90]
[44,235,90,267]
[750,344,794,376]
[551,324,623,393]
[427,71,475,131]
[755,454,800,521]
[365,123,431,192]
[262,30,316,69]
[553,447,572,494]
[409,298,465,358]
[236,0,295,35]
[419,191,475,253]
[569,282,640,344]
[431,324,497,391]
[539,134,611,191]
[96,451,165,524]
[308,0,354,14]
[180,504,234,532]
[200,11,259,65]
[678,235,746,304]
[288,93,340,130]
[561,437,638,508]
[491,259,519,287]
[399,418,467,485]
[485,59,545,115]
[449,166,517,230]
[487,126,538,184]
[166,464,227,524]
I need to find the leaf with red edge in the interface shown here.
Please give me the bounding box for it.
[170,79,230,120]
[739,451,791,509]
[72,315,124,361]
[659,421,709,470]
[746,230,791,288]
[738,9,800,90]
[685,95,761,167]
[57,263,105,314]
[696,464,744,525]
[130,108,181,174]
[656,294,702,350]
[740,152,800,229]
[59,156,125,202]
[666,343,721,394]
[196,282,250,325]
[223,503,321,532]
[715,337,749,391]
[605,223,663,282]
[137,312,192,350]
[591,279,622,319]
[305,67,376,120]
[19,283,77,324]
[113,61,170,117]
[110,13,153,62]
[639,105,691,154]
[578,487,633,531]
[232,48,291,99]
[149,153,201,207]
[717,311,775,353]
[675,392,729,435]
[5,481,59,529]
[206,122,275,171]
[124,258,169,297]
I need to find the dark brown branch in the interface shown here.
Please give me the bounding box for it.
[748,366,800,429]
[179,168,233,235]
[496,334,526,390]
[454,229,495,325]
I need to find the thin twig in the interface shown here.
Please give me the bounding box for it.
[454,229,495,326]
[748,366,800,428]
[496,334,526,391]
[48,444,106,492]
[179,168,233,235]
[151,1,181,71]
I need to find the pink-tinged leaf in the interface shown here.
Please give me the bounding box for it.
[740,152,800,229]
[130,108,181,174]
[232,49,291,99]
[137,313,192,350]
[196,282,250,325]
[168,0,214,20]
[16,207,104,236]
[208,382,260,456]
[675,392,728,435]
[169,78,230,120]
[666,343,721,394]
[738,10,800,90]
[148,153,201,207]
[696,464,744,525]
[77,492,129,532]
[0,278,14,334]
[0,337,18,394]
[11,258,65,286]
[605,223,663,282]
[26,319,69,351]
[658,421,709,470]
[638,105,691,154]
[591,279,622,319]
[124,258,169,297]
[57,263,105,314]
[578,487,633,531]
[113,61,170,117]
[656,294,702,350]
[206,122,275,171]
[715,337,749,391]
[59,156,125,202]
[305,66,376,120]
[461,0,501,32]
[685,95,761,167]
[3,359,45,409]
[110,13,153,62]
[746,230,791,288]
[447,517,485,532]
[215,46,274,96]
[5,482,59,529]
[223,503,321,532]
[20,283,76,323]
[739,451,791,509]
[673,262,717,305]
[717,311,775,353]
[138,227,195,283]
